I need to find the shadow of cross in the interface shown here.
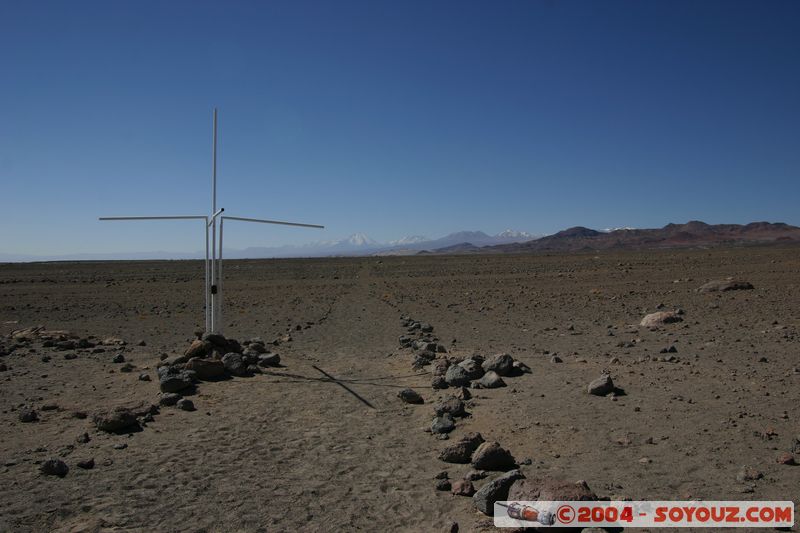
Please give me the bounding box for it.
[311,365,376,409]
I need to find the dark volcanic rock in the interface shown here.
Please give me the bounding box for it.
[18,408,38,423]
[398,388,424,404]
[77,458,95,470]
[434,396,465,417]
[40,458,68,477]
[431,413,456,434]
[471,441,516,471]
[445,364,471,387]
[157,366,194,393]
[159,393,182,406]
[222,353,247,376]
[257,353,281,367]
[475,371,506,389]
[482,354,514,376]
[472,469,524,516]
[457,358,485,380]
[176,398,196,411]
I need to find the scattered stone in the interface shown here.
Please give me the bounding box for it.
[508,477,597,502]
[76,458,94,470]
[185,357,226,380]
[157,366,194,393]
[451,479,475,496]
[257,353,281,367]
[138,373,151,382]
[40,458,68,477]
[93,408,138,433]
[434,396,465,417]
[185,339,212,358]
[736,465,763,482]
[472,469,524,516]
[119,362,135,372]
[18,408,38,423]
[444,365,471,387]
[176,398,196,411]
[471,441,516,471]
[113,443,128,450]
[550,355,563,363]
[159,393,182,406]
[111,353,125,363]
[475,371,506,389]
[587,374,614,396]
[776,452,796,465]
[482,354,514,376]
[439,432,485,463]
[455,387,471,401]
[431,413,456,434]
[398,388,424,404]
[660,345,678,353]
[640,310,683,328]
[76,433,90,444]
[698,279,754,293]
[221,352,247,376]
[435,478,452,491]
[457,358,485,380]
[431,376,448,389]
[512,360,532,374]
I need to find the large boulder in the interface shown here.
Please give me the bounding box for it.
[698,279,754,293]
[93,408,138,433]
[640,310,683,328]
[184,358,225,380]
[439,432,485,463]
[482,354,514,376]
[472,469,524,516]
[471,441,516,471]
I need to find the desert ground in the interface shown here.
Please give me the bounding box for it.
[1,246,798,532]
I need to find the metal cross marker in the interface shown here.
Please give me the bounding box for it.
[100,108,324,334]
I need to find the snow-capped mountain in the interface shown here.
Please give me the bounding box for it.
[388,235,428,246]
[336,233,378,247]
[496,229,536,240]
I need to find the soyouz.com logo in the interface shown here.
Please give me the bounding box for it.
[493,501,795,528]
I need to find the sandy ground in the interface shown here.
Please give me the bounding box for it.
[0,247,798,532]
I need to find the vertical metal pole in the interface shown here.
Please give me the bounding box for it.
[204,219,210,333]
[210,108,218,333]
[218,218,224,334]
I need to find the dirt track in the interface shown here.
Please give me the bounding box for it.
[1,247,799,532]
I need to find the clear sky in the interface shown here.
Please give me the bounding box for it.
[1,0,798,256]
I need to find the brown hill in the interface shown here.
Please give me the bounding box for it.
[424,221,800,254]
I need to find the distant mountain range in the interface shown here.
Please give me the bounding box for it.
[423,221,800,255]
[4,222,798,262]
[0,229,541,262]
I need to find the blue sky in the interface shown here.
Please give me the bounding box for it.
[1,0,798,255]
